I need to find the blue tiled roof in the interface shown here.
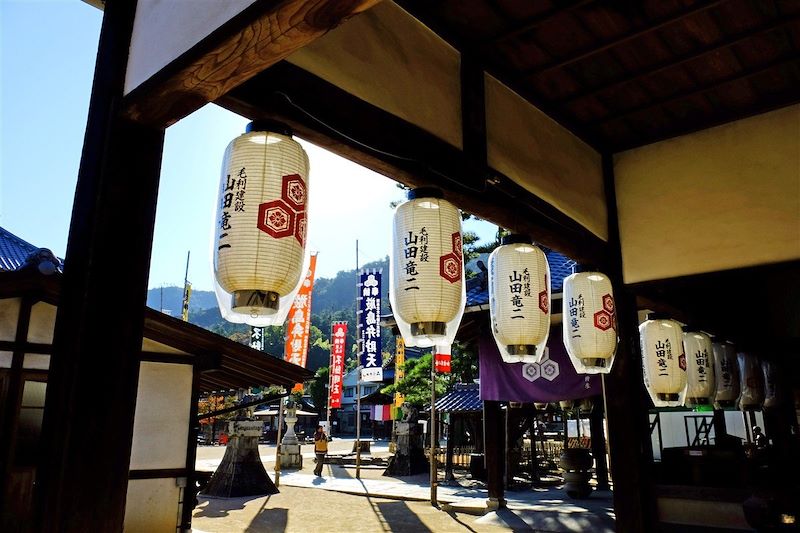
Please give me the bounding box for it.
[465,248,576,308]
[435,383,481,413]
[0,226,63,273]
[0,226,39,271]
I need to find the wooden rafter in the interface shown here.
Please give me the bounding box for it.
[480,0,596,45]
[520,0,728,78]
[560,16,799,105]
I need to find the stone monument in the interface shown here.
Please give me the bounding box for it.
[279,401,303,469]
[202,420,278,497]
[384,403,429,476]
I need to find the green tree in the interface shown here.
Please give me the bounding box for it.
[381,353,447,407]
[306,366,329,414]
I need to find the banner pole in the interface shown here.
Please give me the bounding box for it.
[274,395,285,487]
[355,240,361,479]
[430,357,437,506]
[326,324,333,435]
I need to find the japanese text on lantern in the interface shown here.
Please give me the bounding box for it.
[567,294,586,339]
[359,270,383,381]
[695,348,708,383]
[655,339,672,376]
[509,270,526,319]
[218,167,247,250]
[403,228,428,290]
[329,322,347,409]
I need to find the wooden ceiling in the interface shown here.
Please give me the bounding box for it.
[399,0,800,152]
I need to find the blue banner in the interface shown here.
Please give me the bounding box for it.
[358,269,383,382]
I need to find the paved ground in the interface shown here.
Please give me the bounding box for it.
[192,438,616,532]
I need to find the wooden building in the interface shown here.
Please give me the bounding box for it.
[31,1,800,531]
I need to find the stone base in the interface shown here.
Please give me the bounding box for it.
[279,443,303,469]
[202,434,278,498]
[384,422,429,477]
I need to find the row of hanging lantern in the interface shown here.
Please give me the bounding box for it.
[210,123,779,415]
[639,312,779,411]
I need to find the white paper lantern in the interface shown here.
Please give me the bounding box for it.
[737,352,764,411]
[212,121,310,326]
[389,188,465,347]
[640,313,687,408]
[681,327,716,408]
[562,268,618,373]
[488,235,550,363]
[761,359,780,409]
[711,339,739,408]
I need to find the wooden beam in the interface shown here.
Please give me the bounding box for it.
[218,62,608,264]
[483,400,506,507]
[123,0,380,128]
[521,0,728,78]
[599,153,656,532]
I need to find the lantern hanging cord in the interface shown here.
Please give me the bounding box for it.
[272,91,488,194]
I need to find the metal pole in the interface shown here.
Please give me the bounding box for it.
[430,358,437,506]
[355,239,362,479]
[274,396,285,487]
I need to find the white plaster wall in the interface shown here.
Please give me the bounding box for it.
[125,0,256,94]
[0,298,21,341]
[123,478,182,533]
[27,302,57,344]
[129,362,192,470]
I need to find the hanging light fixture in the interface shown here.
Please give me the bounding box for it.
[389,188,465,348]
[711,339,739,408]
[640,313,687,407]
[681,327,716,408]
[562,266,617,373]
[488,234,550,363]
[212,120,310,326]
[737,352,764,411]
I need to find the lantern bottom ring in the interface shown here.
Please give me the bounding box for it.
[411,321,446,338]
[507,344,537,356]
[686,397,711,406]
[581,357,610,370]
[656,393,680,402]
[231,289,280,315]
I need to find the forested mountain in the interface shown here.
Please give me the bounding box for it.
[145,256,392,373]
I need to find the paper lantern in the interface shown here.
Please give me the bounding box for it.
[761,359,780,409]
[389,188,465,347]
[562,267,617,373]
[681,327,716,408]
[737,352,764,411]
[559,399,575,411]
[639,313,687,407]
[212,121,310,326]
[711,339,739,408]
[488,235,550,363]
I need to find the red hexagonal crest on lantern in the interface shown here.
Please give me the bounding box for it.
[294,211,306,246]
[452,232,463,259]
[594,309,612,331]
[602,294,615,314]
[257,199,295,239]
[439,253,461,283]
[281,174,307,211]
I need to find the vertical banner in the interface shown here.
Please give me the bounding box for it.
[358,269,383,382]
[329,322,348,409]
[250,326,264,351]
[181,281,192,322]
[395,337,406,408]
[434,343,452,374]
[284,254,318,368]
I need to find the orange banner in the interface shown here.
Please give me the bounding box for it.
[284,254,317,372]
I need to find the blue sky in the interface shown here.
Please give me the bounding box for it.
[1,1,497,291]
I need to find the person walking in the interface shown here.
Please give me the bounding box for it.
[313,425,328,476]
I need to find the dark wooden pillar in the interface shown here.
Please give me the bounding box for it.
[483,400,506,508]
[590,396,610,491]
[600,153,656,532]
[34,1,165,531]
